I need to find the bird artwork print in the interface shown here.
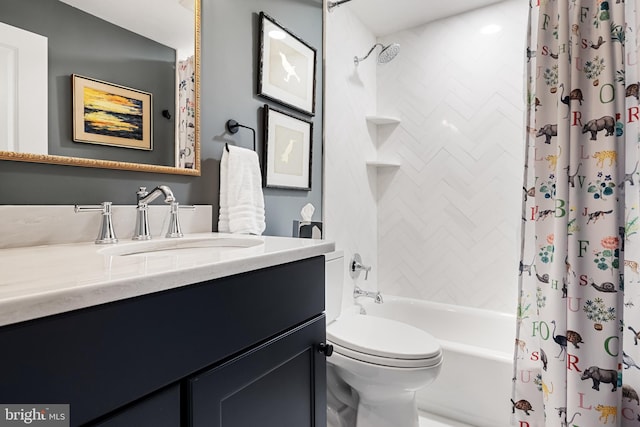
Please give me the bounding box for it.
[279,51,301,83]
[280,139,296,163]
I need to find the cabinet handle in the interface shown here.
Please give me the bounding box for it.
[317,343,334,357]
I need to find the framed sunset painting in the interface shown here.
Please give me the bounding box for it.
[72,74,152,150]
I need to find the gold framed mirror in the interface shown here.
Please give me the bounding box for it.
[0,0,201,176]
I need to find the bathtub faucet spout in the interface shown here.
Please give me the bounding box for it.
[353,285,384,304]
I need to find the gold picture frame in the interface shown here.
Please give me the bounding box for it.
[72,74,152,151]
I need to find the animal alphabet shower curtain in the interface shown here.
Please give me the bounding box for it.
[178,55,196,169]
[513,0,640,426]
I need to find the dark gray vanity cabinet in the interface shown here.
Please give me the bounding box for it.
[0,256,327,427]
[92,385,181,427]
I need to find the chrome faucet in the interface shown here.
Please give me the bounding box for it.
[133,186,175,240]
[350,253,382,303]
[74,202,118,244]
[353,285,384,304]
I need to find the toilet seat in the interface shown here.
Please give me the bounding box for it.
[327,315,442,368]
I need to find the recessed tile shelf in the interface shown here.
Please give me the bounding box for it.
[365,115,401,125]
[366,160,401,168]
[364,116,401,168]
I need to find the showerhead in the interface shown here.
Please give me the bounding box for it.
[354,43,401,66]
[378,43,400,64]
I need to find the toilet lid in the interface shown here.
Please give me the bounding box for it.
[326,315,441,365]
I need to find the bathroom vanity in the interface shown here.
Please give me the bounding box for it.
[0,232,333,426]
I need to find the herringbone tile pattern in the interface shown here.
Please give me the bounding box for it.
[375,0,527,313]
[325,0,528,314]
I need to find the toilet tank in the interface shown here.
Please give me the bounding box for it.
[324,251,344,323]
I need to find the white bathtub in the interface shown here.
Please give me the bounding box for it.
[360,296,516,427]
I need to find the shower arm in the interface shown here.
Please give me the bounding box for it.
[327,0,353,12]
[354,44,383,65]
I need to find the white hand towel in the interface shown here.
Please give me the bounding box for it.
[218,145,266,235]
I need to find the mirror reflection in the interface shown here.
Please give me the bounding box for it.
[0,0,200,175]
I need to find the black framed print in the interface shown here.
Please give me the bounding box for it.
[263,104,312,190]
[258,12,317,116]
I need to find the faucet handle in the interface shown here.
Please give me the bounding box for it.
[136,187,148,202]
[350,253,371,280]
[166,203,196,238]
[165,203,186,238]
[74,202,118,244]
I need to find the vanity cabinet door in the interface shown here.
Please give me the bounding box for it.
[188,315,327,427]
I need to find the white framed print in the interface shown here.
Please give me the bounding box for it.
[263,104,312,190]
[258,12,316,116]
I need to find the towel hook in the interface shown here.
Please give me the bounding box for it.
[225,119,256,152]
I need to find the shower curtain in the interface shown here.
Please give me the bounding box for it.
[513,1,640,426]
[178,55,195,169]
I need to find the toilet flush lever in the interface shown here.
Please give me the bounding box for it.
[350,253,371,280]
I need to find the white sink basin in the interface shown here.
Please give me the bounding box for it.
[98,236,263,257]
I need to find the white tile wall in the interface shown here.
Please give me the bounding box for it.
[324,6,380,293]
[325,0,527,314]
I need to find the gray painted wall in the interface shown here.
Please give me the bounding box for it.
[0,0,323,237]
[202,0,323,236]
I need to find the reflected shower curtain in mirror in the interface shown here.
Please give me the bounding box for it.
[178,55,195,169]
[513,1,640,426]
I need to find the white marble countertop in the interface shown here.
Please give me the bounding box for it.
[0,233,334,327]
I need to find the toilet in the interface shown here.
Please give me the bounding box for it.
[324,252,443,427]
